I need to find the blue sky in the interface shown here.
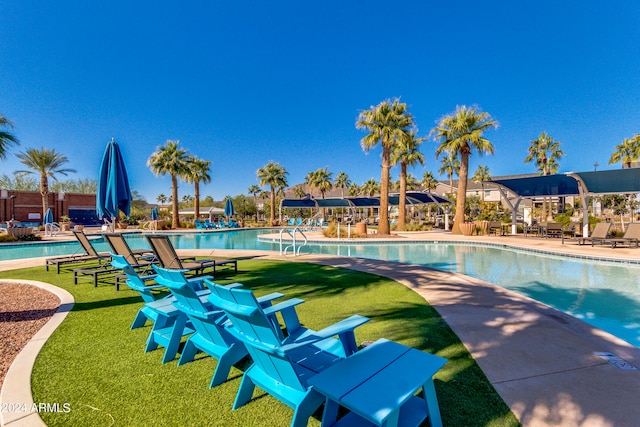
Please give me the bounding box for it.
[2,1,639,203]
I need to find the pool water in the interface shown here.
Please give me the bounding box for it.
[3,229,640,349]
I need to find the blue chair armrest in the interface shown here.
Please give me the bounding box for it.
[257,292,284,307]
[262,298,305,316]
[312,315,370,338]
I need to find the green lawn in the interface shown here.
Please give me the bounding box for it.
[2,260,519,426]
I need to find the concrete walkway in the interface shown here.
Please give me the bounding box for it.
[2,229,640,426]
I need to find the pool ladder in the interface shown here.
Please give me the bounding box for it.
[279,226,308,256]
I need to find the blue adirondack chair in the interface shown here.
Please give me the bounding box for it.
[111,254,167,329]
[207,283,370,427]
[111,254,212,364]
[152,266,249,387]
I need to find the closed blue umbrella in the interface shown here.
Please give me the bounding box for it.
[96,138,132,222]
[150,207,159,220]
[224,198,234,218]
[44,208,54,225]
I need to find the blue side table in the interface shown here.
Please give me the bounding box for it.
[308,339,447,427]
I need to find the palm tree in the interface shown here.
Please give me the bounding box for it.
[356,98,414,235]
[406,173,420,190]
[306,167,333,220]
[348,183,360,197]
[305,167,333,199]
[525,132,564,220]
[0,114,19,160]
[294,186,306,199]
[248,184,261,222]
[257,161,288,226]
[432,105,498,234]
[15,147,75,219]
[471,165,492,202]
[156,193,167,205]
[184,156,211,220]
[525,132,564,175]
[147,140,190,229]
[421,171,438,191]
[391,130,425,230]
[609,136,640,168]
[334,171,351,198]
[438,154,460,196]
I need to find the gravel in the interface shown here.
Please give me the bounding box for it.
[0,282,60,391]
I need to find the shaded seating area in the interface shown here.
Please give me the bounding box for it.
[46,229,111,273]
[146,234,237,277]
[207,283,370,427]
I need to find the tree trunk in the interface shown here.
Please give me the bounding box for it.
[171,175,179,229]
[270,185,276,226]
[40,174,49,220]
[398,163,407,231]
[194,181,200,220]
[452,152,470,234]
[378,149,391,235]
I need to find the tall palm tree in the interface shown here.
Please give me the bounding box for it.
[184,156,211,220]
[432,105,498,234]
[406,173,420,190]
[609,136,640,168]
[525,132,564,175]
[156,193,167,205]
[0,114,19,160]
[147,140,190,229]
[438,154,460,196]
[391,129,425,230]
[334,171,351,198]
[356,98,414,235]
[257,161,288,226]
[421,171,438,191]
[248,184,261,222]
[305,167,333,220]
[15,147,75,219]
[525,132,564,220]
[348,183,360,197]
[305,167,333,199]
[294,186,306,199]
[471,164,492,202]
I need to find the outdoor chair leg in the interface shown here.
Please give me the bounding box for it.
[233,371,257,410]
[291,391,326,427]
[162,316,187,364]
[177,338,198,366]
[130,310,148,329]
[209,343,248,388]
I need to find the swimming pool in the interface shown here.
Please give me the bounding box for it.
[3,229,640,349]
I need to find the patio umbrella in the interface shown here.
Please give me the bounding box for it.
[43,208,54,225]
[96,138,132,227]
[224,198,234,219]
[150,207,159,220]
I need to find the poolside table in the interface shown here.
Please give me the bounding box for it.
[308,338,446,427]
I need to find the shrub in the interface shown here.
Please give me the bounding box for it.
[0,234,18,243]
[323,222,365,238]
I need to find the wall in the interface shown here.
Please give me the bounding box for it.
[0,191,96,224]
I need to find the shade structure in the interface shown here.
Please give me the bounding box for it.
[224,198,234,217]
[43,208,54,224]
[150,207,159,220]
[96,138,132,219]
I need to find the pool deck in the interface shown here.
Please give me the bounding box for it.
[2,228,640,426]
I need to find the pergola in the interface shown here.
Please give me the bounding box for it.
[491,168,640,236]
[280,191,450,224]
